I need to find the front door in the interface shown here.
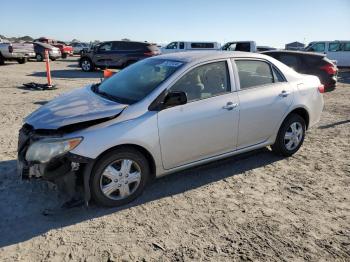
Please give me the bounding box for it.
[157,61,239,169]
[94,42,114,67]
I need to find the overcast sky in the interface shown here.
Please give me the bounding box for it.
[1,0,349,48]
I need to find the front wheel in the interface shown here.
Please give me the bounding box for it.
[36,53,43,62]
[271,114,306,157]
[80,58,94,72]
[90,148,150,207]
[61,53,68,59]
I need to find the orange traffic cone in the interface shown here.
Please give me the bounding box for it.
[103,69,114,79]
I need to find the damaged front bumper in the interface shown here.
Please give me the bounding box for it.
[17,124,94,205]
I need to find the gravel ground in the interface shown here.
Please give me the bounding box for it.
[0,58,349,261]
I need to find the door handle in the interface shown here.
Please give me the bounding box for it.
[279,90,290,97]
[223,102,238,110]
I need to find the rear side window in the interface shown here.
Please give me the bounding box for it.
[329,42,341,52]
[235,60,274,89]
[344,42,350,51]
[191,43,214,48]
[278,54,299,69]
[113,42,145,51]
[179,42,184,49]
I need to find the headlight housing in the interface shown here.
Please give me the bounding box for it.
[25,137,83,163]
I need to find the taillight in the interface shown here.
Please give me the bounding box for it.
[8,45,13,53]
[144,51,156,56]
[320,64,337,75]
[318,84,325,93]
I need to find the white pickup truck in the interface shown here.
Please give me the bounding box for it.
[0,40,35,65]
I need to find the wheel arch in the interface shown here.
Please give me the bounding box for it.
[287,107,310,129]
[92,143,157,179]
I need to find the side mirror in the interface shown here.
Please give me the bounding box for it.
[163,91,187,108]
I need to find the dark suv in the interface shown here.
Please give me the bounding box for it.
[79,41,160,71]
[262,50,338,91]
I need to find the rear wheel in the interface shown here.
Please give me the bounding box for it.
[17,58,27,64]
[271,114,306,157]
[90,148,150,207]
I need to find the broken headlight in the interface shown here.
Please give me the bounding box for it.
[25,137,83,163]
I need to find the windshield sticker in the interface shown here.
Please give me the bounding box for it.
[159,61,183,67]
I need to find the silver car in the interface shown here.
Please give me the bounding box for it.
[18,51,324,207]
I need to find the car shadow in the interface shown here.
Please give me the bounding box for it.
[318,119,350,129]
[0,148,282,248]
[28,69,102,79]
[338,70,350,84]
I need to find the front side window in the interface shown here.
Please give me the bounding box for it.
[96,59,184,104]
[235,60,274,89]
[179,42,184,49]
[98,42,112,51]
[309,42,325,52]
[329,42,341,52]
[166,42,178,49]
[169,61,230,102]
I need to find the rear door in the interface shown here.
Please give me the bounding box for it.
[233,59,293,149]
[328,41,350,67]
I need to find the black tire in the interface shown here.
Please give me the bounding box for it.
[50,57,56,61]
[90,147,150,207]
[80,58,94,72]
[36,53,43,62]
[61,53,68,59]
[0,54,5,65]
[271,113,306,157]
[17,58,27,64]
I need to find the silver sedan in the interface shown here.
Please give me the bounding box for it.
[19,51,324,207]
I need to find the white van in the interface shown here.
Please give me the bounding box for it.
[161,41,220,54]
[305,41,350,67]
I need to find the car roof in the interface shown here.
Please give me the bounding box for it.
[262,50,325,57]
[153,51,269,63]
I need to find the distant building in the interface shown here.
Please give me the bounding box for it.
[285,41,305,50]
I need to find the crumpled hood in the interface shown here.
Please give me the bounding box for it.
[25,85,127,130]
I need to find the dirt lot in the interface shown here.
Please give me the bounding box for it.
[0,58,349,261]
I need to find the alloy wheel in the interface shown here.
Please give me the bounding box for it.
[284,122,303,151]
[99,159,142,200]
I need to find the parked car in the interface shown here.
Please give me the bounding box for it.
[71,42,89,55]
[79,41,160,71]
[18,51,324,207]
[0,41,35,65]
[222,41,257,52]
[263,50,338,91]
[305,41,350,67]
[33,42,61,61]
[34,38,73,58]
[161,41,220,53]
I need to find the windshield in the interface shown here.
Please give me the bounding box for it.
[95,59,184,104]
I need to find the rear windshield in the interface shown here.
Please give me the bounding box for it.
[95,59,184,104]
